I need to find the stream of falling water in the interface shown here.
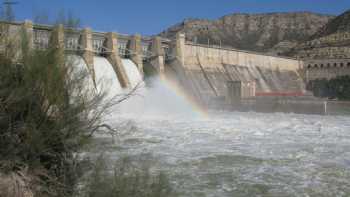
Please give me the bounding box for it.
[94,56,123,99]
[88,57,350,196]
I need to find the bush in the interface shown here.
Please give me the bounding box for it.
[0,22,109,196]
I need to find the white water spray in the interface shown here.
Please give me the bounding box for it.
[118,59,200,119]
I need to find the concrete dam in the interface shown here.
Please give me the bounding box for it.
[5,20,310,113]
[168,35,305,107]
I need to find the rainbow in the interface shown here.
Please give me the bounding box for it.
[158,74,209,118]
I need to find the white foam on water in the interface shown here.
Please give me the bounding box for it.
[108,112,350,197]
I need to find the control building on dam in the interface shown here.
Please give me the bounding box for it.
[2,20,310,111]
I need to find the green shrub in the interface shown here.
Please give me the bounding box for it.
[0,22,109,196]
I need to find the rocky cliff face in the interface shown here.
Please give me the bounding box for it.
[311,9,350,39]
[160,12,334,55]
[290,9,350,59]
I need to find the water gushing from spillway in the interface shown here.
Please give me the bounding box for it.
[121,59,143,89]
[86,57,202,121]
[93,56,123,99]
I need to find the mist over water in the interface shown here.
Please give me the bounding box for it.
[118,77,201,119]
[84,57,350,196]
[113,58,201,119]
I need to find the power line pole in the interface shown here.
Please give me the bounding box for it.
[2,0,18,22]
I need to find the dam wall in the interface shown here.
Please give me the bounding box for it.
[183,43,303,71]
[2,20,312,109]
[168,33,306,106]
[0,20,153,89]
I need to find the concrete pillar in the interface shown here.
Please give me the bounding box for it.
[49,24,65,66]
[52,24,65,49]
[81,28,95,84]
[150,36,165,73]
[81,28,93,65]
[130,34,143,73]
[22,20,33,50]
[175,33,186,66]
[106,32,130,88]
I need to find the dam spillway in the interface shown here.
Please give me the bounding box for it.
[7,19,350,115]
[121,58,143,88]
[93,56,123,99]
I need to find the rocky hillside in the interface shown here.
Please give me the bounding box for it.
[160,12,334,55]
[290,9,350,59]
[311,9,350,39]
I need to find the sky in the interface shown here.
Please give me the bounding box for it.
[9,0,350,35]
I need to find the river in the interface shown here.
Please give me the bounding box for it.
[98,111,350,197]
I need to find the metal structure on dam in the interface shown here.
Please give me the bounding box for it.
[5,20,349,114]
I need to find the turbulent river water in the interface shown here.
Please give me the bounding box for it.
[87,56,350,196]
[100,111,350,197]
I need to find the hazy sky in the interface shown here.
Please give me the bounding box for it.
[11,0,350,35]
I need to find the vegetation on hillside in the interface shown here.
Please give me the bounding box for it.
[311,9,350,39]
